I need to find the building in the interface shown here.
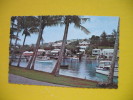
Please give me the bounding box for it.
[52,42,62,48]
[37,49,45,55]
[22,49,45,57]
[78,41,90,53]
[50,49,60,56]
[92,49,101,56]
[92,49,118,59]
[100,49,114,59]
[23,51,33,56]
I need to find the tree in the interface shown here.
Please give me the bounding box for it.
[100,31,108,46]
[26,16,62,70]
[66,40,79,55]
[17,16,39,67]
[17,17,30,66]
[10,16,17,46]
[51,16,90,76]
[10,16,22,65]
[108,18,119,85]
[90,35,100,48]
[108,32,115,47]
[40,36,44,45]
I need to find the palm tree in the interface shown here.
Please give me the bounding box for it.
[10,16,17,45]
[31,16,62,70]
[26,16,42,69]
[51,16,90,76]
[10,29,18,47]
[26,16,62,70]
[17,25,30,66]
[40,36,44,45]
[17,16,40,67]
[10,16,22,65]
[108,18,120,85]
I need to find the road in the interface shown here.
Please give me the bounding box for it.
[9,74,69,87]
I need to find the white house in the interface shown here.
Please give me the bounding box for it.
[23,51,33,56]
[52,42,62,48]
[50,49,60,56]
[100,49,114,59]
[37,49,45,55]
[92,49,101,56]
[92,49,118,59]
[78,41,90,53]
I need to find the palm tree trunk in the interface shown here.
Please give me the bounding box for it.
[30,29,43,70]
[10,22,14,46]
[51,21,69,76]
[108,19,119,84]
[17,34,27,67]
[26,47,36,69]
[26,16,43,69]
[10,17,20,65]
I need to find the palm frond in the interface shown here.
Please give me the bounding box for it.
[41,16,65,29]
[74,24,90,34]
[81,18,90,23]
[22,29,30,36]
[29,27,39,33]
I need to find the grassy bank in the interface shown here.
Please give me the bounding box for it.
[9,66,98,88]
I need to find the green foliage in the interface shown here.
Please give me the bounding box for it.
[100,31,108,46]
[66,40,79,54]
[89,30,116,48]
[85,47,92,56]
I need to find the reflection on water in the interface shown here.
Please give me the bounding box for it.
[12,58,118,83]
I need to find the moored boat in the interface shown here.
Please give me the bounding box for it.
[96,60,118,77]
[36,56,53,63]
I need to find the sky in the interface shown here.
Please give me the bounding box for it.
[14,16,119,45]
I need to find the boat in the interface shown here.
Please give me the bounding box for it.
[72,56,79,60]
[96,60,118,77]
[36,56,53,63]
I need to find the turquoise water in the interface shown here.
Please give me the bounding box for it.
[12,58,118,83]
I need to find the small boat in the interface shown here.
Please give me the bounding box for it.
[72,56,79,60]
[96,60,118,77]
[36,56,53,63]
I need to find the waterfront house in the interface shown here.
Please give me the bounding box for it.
[23,49,45,57]
[37,49,45,55]
[92,49,101,56]
[92,49,118,59]
[23,51,33,56]
[100,49,114,59]
[78,41,90,53]
[52,42,62,48]
[50,49,60,56]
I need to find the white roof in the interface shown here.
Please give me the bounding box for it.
[53,49,60,51]
[51,51,59,53]
[79,49,85,51]
[38,49,45,52]
[102,49,114,51]
[79,46,88,48]
[23,51,33,53]
[52,43,62,46]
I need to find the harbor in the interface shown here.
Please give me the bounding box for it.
[12,57,118,83]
